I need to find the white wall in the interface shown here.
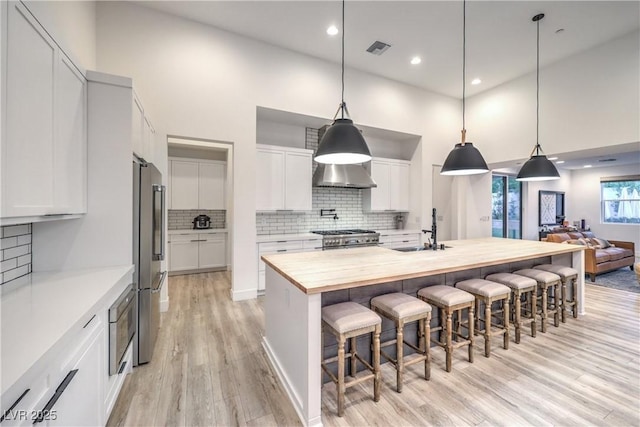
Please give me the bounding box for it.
[23,0,96,70]
[95,1,460,300]
[468,31,640,164]
[569,163,640,256]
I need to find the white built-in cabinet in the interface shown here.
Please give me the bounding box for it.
[256,144,312,212]
[169,232,227,273]
[378,231,421,249]
[131,95,157,164]
[169,158,226,210]
[363,158,410,212]
[1,1,87,221]
[256,237,322,292]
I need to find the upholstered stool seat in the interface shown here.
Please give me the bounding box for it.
[417,285,475,372]
[486,273,537,343]
[514,269,561,333]
[455,279,511,357]
[534,264,579,321]
[321,302,382,417]
[371,293,432,393]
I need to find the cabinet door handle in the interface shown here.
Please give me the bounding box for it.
[118,361,127,374]
[33,370,78,424]
[277,249,287,253]
[82,314,96,329]
[0,388,30,423]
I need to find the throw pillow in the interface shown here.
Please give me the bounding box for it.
[565,239,586,246]
[592,237,612,249]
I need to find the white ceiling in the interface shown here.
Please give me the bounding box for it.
[136,1,639,99]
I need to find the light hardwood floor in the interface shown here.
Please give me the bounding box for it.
[108,272,640,427]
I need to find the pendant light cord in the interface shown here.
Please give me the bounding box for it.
[341,0,345,119]
[535,15,540,155]
[462,0,466,137]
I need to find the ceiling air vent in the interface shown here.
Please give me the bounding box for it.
[598,158,617,163]
[366,41,391,56]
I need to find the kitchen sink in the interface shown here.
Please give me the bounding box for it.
[393,245,452,252]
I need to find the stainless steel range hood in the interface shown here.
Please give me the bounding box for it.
[312,163,377,189]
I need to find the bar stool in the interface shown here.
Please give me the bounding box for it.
[534,264,579,321]
[417,285,475,372]
[370,293,432,393]
[514,269,561,333]
[321,302,382,417]
[455,279,511,357]
[485,273,537,343]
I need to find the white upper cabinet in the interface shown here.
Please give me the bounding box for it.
[1,1,87,219]
[256,144,312,211]
[169,158,226,210]
[170,160,199,209]
[131,94,144,159]
[199,162,226,210]
[363,158,411,212]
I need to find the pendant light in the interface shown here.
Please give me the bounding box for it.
[314,0,372,165]
[441,0,489,176]
[516,13,560,181]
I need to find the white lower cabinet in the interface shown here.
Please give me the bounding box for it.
[378,232,421,249]
[169,233,227,272]
[45,324,104,427]
[257,237,322,292]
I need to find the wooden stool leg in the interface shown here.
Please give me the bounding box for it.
[475,300,480,336]
[445,309,453,372]
[337,336,346,417]
[484,298,491,357]
[529,288,537,338]
[396,319,404,393]
[424,313,431,380]
[514,291,522,344]
[571,277,578,319]
[373,326,381,402]
[553,284,560,327]
[560,279,567,323]
[468,304,475,364]
[503,298,510,350]
[541,285,548,333]
[350,337,357,377]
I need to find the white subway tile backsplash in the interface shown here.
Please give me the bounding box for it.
[168,210,226,230]
[2,224,30,238]
[1,224,32,285]
[0,237,17,250]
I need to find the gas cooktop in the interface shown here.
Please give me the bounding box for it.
[311,229,377,236]
[311,229,379,249]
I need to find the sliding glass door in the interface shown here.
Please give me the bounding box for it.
[492,174,522,239]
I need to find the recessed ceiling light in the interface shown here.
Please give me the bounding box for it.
[555,160,565,164]
[471,78,482,85]
[548,157,558,160]
[326,25,339,36]
[584,164,592,168]
[410,56,421,65]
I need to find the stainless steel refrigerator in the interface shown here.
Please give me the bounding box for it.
[133,157,167,366]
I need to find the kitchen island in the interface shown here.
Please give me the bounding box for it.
[261,237,585,427]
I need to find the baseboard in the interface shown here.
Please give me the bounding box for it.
[160,297,169,312]
[231,287,257,301]
[262,338,322,427]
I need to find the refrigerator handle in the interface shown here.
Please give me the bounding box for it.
[153,184,166,261]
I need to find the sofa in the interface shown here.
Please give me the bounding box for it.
[545,231,635,282]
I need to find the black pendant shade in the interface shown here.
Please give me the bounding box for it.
[441,142,489,176]
[440,0,489,176]
[314,0,372,165]
[516,13,560,182]
[516,154,560,181]
[314,118,372,165]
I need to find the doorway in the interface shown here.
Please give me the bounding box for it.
[492,174,522,239]
[166,136,234,293]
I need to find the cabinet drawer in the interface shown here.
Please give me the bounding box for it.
[168,233,196,243]
[259,240,304,253]
[302,239,323,251]
[199,233,226,242]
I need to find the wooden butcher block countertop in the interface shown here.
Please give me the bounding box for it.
[261,237,584,295]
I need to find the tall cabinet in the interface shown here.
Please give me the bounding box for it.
[1,1,87,222]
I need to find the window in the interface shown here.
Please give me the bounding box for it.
[601,176,640,224]
[492,174,522,238]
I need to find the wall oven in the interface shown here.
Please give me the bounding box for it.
[109,285,136,375]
